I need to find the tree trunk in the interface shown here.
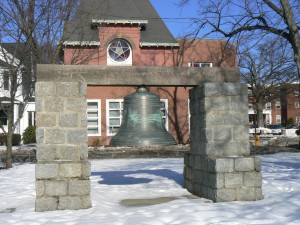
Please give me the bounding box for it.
[256,99,265,128]
[280,0,300,79]
[5,103,14,169]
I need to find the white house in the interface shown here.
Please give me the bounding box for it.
[0,43,35,138]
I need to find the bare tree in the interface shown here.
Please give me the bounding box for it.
[240,38,297,127]
[0,0,79,168]
[179,0,300,79]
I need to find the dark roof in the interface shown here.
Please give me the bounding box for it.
[65,0,178,46]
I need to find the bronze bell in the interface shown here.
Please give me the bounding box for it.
[109,86,176,146]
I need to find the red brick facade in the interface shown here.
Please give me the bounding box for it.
[64,25,237,146]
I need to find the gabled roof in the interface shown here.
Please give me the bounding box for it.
[0,43,31,69]
[64,0,179,47]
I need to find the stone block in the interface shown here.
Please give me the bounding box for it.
[223,83,242,96]
[35,99,44,112]
[35,181,44,197]
[36,113,57,127]
[235,157,255,172]
[67,129,87,143]
[35,82,56,97]
[36,128,45,144]
[202,83,223,97]
[44,180,67,196]
[225,173,243,188]
[236,187,255,201]
[223,114,243,126]
[68,180,90,195]
[36,144,56,161]
[44,98,64,112]
[255,187,263,200]
[82,160,91,178]
[36,163,58,179]
[59,112,79,127]
[45,129,65,144]
[80,144,89,160]
[66,98,86,112]
[232,125,249,141]
[254,157,261,172]
[79,82,87,97]
[81,195,92,209]
[59,163,82,178]
[57,145,80,161]
[58,196,82,210]
[214,188,236,202]
[211,96,231,111]
[57,82,80,97]
[213,158,234,173]
[79,112,87,127]
[213,127,232,141]
[244,172,262,188]
[35,197,58,212]
[209,173,224,188]
[193,170,205,184]
[184,166,192,180]
[230,96,248,113]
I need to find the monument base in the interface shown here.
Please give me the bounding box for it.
[184,153,263,202]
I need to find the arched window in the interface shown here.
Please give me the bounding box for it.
[107,39,132,66]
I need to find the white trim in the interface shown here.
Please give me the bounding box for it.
[160,99,169,131]
[106,99,124,136]
[87,99,101,136]
[92,19,148,25]
[140,42,180,47]
[63,41,100,46]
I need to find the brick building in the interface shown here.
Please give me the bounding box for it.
[63,0,237,145]
[248,83,300,127]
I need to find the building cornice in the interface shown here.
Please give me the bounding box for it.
[140,42,180,47]
[63,41,100,46]
[91,19,148,25]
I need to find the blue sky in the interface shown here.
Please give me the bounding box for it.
[150,0,199,38]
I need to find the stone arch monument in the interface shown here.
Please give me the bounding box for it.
[35,65,262,212]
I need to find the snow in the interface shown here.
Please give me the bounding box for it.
[1,153,300,225]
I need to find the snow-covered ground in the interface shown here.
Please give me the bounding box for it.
[0,153,300,225]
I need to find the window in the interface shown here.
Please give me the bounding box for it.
[106,99,169,136]
[295,102,300,109]
[3,71,9,91]
[107,39,132,66]
[296,116,300,124]
[0,107,8,125]
[265,102,271,110]
[28,111,36,127]
[275,101,281,109]
[160,99,169,131]
[106,99,123,136]
[87,100,101,136]
[188,62,213,67]
[294,91,299,97]
[276,115,281,124]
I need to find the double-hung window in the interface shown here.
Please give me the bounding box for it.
[106,99,124,136]
[87,100,101,136]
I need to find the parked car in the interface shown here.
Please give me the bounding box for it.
[267,124,284,135]
[286,124,296,129]
[249,125,272,134]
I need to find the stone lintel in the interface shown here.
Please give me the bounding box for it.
[37,65,240,85]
